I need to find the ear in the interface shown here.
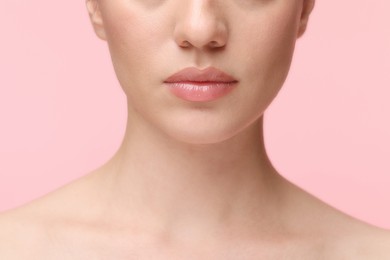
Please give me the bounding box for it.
[297,0,315,38]
[86,0,107,41]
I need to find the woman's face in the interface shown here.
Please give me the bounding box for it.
[87,0,314,144]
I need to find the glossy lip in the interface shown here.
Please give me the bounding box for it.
[163,67,238,102]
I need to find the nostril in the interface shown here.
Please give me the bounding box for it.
[181,40,191,47]
[209,41,219,47]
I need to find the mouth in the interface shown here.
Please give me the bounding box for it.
[163,67,238,102]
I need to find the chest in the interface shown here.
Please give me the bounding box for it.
[41,234,326,260]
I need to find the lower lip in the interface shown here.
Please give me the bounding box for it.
[164,82,237,102]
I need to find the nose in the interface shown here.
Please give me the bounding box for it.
[173,0,228,50]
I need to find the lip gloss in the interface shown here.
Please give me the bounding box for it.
[164,81,237,102]
[164,66,238,102]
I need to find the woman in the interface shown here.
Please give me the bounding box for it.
[1,0,390,258]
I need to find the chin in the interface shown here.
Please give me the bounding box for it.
[160,119,245,146]
[172,132,233,145]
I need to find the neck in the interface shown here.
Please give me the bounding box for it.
[95,113,287,244]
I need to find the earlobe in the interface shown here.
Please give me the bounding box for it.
[297,0,315,38]
[86,0,107,41]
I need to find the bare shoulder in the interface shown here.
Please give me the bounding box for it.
[345,225,390,259]
[280,179,390,259]
[313,207,390,259]
[0,209,48,259]
[0,172,112,259]
[0,174,95,258]
[311,224,389,260]
[369,229,390,257]
[304,218,390,259]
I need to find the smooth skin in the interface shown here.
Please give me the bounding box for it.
[1,0,390,258]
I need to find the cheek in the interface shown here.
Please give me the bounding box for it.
[241,10,300,105]
[101,6,162,97]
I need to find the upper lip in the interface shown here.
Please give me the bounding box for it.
[164,67,238,83]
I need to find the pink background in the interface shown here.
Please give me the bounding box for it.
[1,1,389,228]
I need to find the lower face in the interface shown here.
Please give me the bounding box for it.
[98,0,302,144]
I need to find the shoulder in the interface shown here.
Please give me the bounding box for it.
[0,173,113,259]
[291,222,390,259]
[282,180,390,258]
[0,200,94,259]
[347,226,390,259]
[0,175,95,259]
[0,209,48,259]
[320,222,390,259]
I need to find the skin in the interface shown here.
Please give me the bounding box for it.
[1,0,390,258]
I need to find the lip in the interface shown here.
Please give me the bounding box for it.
[163,67,238,102]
